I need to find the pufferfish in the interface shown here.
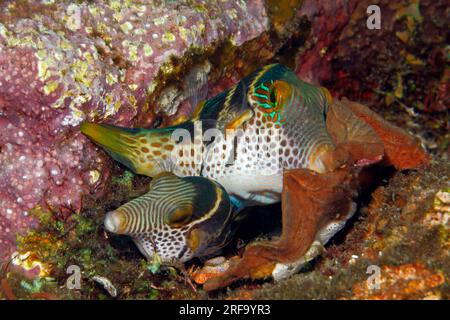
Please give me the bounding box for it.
[104,172,235,262]
[81,64,429,287]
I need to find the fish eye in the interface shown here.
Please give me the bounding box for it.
[166,206,193,228]
[269,88,277,105]
[152,115,163,128]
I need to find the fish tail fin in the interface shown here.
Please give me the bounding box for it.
[80,122,146,173]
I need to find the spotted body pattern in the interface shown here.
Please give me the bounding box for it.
[198,65,334,205]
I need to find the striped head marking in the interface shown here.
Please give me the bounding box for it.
[80,122,175,177]
[104,172,234,263]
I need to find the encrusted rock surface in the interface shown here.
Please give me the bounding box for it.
[294,0,358,84]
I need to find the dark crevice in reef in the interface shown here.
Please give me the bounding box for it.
[233,204,283,246]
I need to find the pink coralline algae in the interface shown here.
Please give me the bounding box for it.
[0,0,270,261]
[294,0,358,85]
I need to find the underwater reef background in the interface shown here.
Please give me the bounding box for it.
[0,0,448,299]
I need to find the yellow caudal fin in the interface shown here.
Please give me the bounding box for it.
[80,122,148,173]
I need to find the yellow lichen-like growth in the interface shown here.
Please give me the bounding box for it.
[10,251,52,277]
[266,0,303,35]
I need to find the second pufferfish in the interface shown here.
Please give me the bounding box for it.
[104,172,238,263]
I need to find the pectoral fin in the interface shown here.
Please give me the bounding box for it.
[224,109,254,130]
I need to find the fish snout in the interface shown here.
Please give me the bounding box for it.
[104,210,126,234]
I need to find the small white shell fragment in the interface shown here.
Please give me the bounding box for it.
[436,190,450,204]
[204,256,226,267]
[201,256,229,274]
[92,276,117,297]
[89,169,100,184]
[349,255,359,264]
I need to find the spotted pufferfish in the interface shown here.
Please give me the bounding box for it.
[80,64,429,284]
